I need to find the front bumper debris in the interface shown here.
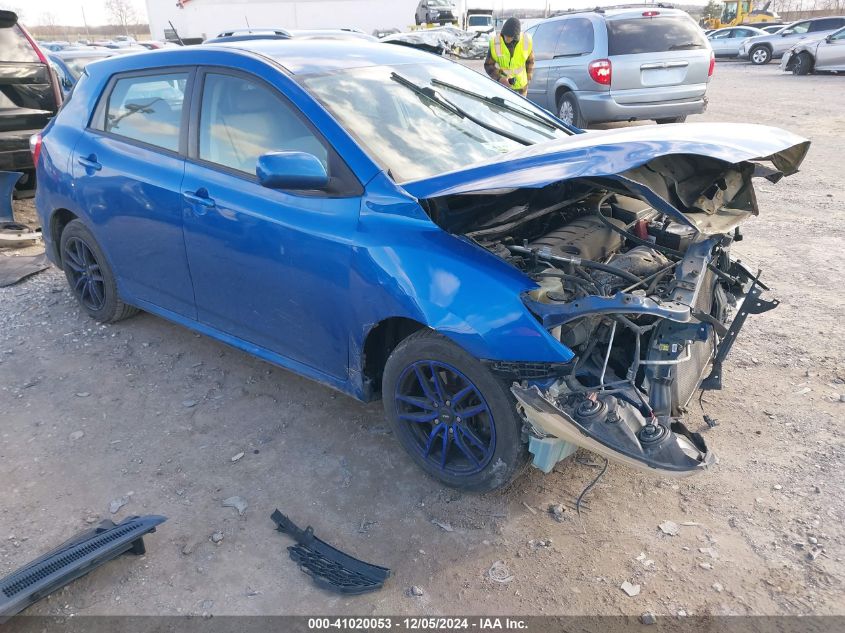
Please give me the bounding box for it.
[0,515,166,621]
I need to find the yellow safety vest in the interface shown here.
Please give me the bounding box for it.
[489,32,533,91]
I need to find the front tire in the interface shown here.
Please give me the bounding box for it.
[60,219,138,323]
[793,51,813,75]
[383,330,528,492]
[749,45,772,65]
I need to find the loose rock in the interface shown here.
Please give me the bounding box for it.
[230,451,245,463]
[621,580,641,597]
[549,504,566,522]
[182,399,197,408]
[431,519,453,532]
[409,585,424,597]
[109,497,128,514]
[640,612,657,625]
[69,431,85,441]
[210,531,224,544]
[659,520,680,536]
[712,583,724,593]
[222,496,248,516]
[75,392,90,398]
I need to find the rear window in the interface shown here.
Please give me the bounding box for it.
[607,16,707,56]
[0,24,40,62]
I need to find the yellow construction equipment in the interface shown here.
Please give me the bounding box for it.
[702,0,781,30]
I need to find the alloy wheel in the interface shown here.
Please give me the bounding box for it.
[63,236,106,311]
[394,360,496,476]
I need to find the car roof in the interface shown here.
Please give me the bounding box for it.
[213,39,446,74]
[50,48,119,58]
[543,6,689,22]
[81,40,447,78]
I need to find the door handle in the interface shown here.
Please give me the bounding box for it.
[183,189,216,212]
[77,154,101,171]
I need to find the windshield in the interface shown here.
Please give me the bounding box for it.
[301,63,571,183]
[468,15,492,26]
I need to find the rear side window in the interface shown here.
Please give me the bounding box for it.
[810,18,845,32]
[102,72,188,152]
[607,16,707,55]
[531,21,567,61]
[0,24,40,62]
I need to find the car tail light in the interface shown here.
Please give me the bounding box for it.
[588,59,612,86]
[642,10,660,16]
[708,50,716,76]
[30,133,42,166]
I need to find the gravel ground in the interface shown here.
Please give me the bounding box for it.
[1,61,843,619]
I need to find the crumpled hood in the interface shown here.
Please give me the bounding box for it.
[401,123,810,201]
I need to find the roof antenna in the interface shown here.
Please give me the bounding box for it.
[245,15,251,31]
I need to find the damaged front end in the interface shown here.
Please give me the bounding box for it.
[416,131,808,477]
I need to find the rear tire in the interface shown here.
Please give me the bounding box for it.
[749,45,771,65]
[383,330,528,492]
[557,91,584,128]
[793,51,813,75]
[60,219,139,323]
[656,115,687,124]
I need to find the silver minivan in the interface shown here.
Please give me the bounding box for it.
[525,7,713,127]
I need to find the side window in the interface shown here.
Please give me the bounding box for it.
[810,18,843,32]
[831,28,845,41]
[710,30,732,40]
[788,22,811,34]
[733,29,753,38]
[101,72,188,152]
[532,21,566,61]
[198,73,328,176]
[555,18,594,56]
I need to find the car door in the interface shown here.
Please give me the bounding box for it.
[708,29,735,56]
[774,20,811,55]
[180,69,362,379]
[525,20,567,111]
[814,25,845,70]
[72,68,197,318]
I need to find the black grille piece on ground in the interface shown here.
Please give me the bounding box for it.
[271,510,390,595]
[0,515,166,621]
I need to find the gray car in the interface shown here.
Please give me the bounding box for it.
[738,15,845,64]
[415,0,458,26]
[781,25,845,74]
[525,7,713,127]
[708,26,767,57]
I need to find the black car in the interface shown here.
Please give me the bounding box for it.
[0,10,61,195]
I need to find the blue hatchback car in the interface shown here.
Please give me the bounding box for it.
[34,40,809,490]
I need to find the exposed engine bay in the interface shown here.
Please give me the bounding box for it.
[421,153,787,476]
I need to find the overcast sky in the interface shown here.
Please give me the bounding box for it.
[15,0,709,28]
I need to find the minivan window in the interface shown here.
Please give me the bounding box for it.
[555,18,595,56]
[103,72,188,152]
[0,24,40,62]
[784,22,810,34]
[198,73,328,175]
[607,16,707,55]
[531,21,566,61]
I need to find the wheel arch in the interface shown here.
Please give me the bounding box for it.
[49,208,79,265]
[360,316,428,400]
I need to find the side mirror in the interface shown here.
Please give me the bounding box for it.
[256,151,328,190]
[825,35,833,42]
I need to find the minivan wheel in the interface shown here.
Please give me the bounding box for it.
[383,330,528,492]
[557,92,584,128]
[749,45,771,65]
[793,51,813,75]
[60,219,139,323]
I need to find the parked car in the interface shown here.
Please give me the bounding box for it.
[0,10,61,195]
[34,40,808,490]
[738,15,845,64]
[524,7,714,127]
[204,28,292,44]
[781,24,845,74]
[415,0,458,25]
[707,25,767,57]
[760,24,787,34]
[48,48,121,97]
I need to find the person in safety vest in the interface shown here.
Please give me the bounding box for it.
[484,17,534,96]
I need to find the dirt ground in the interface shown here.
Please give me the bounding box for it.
[1,61,843,620]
